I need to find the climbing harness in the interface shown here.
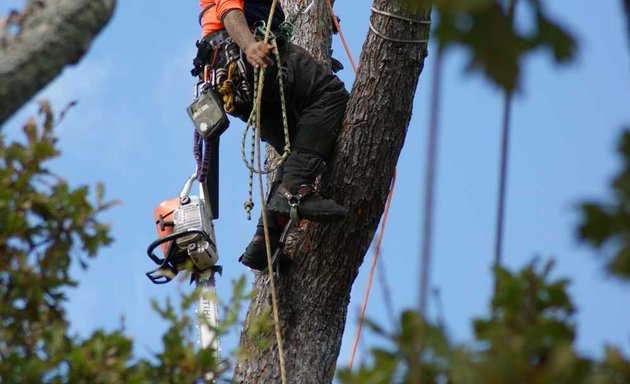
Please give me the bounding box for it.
[191,30,252,122]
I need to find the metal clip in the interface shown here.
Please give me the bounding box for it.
[203,64,216,87]
[194,80,204,99]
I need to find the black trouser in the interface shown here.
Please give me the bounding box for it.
[238,42,349,161]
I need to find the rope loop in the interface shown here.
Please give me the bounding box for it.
[241,38,291,176]
[249,2,288,383]
[370,6,432,24]
[368,21,429,44]
[219,61,238,113]
[369,6,431,44]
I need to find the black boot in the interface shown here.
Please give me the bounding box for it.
[239,213,283,271]
[267,151,346,222]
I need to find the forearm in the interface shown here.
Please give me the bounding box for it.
[222,9,256,51]
[222,9,273,68]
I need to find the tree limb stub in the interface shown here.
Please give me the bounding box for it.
[0,0,116,126]
[234,1,431,382]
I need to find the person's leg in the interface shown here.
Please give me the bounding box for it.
[237,60,291,271]
[239,211,285,270]
[239,42,349,269]
[266,43,349,222]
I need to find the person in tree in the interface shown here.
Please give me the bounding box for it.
[193,0,349,271]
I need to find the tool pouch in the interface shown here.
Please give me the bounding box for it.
[187,87,229,141]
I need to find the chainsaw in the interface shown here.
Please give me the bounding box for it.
[145,172,220,284]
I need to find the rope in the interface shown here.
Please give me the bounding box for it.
[240,41,291,175]
[322,1,401,369]
[494,0,517,281]
[494,92,512,268]
[219,61,238,114]
[252,2,287,383]
[324,0,357,73]
[368,21,429,44]
[370,6,432,24]
[419,45,444,315]
[241,37,291,219]
[348,170,396,370]
[368,6,431,44]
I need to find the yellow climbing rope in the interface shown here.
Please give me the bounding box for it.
[248,1,288,383]
[218,61,238,114]
[241,37,291,220]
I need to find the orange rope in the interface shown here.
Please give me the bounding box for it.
[324,0,357,73]
[348,170,396,369]
[319,0,398,369]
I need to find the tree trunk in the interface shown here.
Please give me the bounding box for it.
[0,0,116,126]
[233,1,431,383]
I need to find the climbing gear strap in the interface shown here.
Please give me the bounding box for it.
[277,184,316,222]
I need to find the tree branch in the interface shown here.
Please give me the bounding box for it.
[0,0,116,126]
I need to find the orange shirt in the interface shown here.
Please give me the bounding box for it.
[199,0,244,37]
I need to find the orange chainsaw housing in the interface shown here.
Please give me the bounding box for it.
[154,198,180,256]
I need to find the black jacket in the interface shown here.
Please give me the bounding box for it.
[244,0,285,31]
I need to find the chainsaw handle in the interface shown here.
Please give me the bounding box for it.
[179,172,198,202]
[146,266,177,284]
[146,230,215,265]
[145,229,217,285]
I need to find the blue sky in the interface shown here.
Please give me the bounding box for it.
[2,0,629,371]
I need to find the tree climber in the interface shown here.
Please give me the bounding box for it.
[192,0,349,271]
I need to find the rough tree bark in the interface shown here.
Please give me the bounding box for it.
[233,1,431,382]
[0,0,116,126]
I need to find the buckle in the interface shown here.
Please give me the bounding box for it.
[278,184,316,204]
[203,30,231,49]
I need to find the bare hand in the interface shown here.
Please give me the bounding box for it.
[244,41,274,69]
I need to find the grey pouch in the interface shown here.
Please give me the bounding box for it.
[187,88,229,141]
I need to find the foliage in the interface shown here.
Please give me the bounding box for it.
[578,129,630,279]
[0,101,116,381]
[0,104,252,383]
[338,260,630,383]
[400,0,576,92]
